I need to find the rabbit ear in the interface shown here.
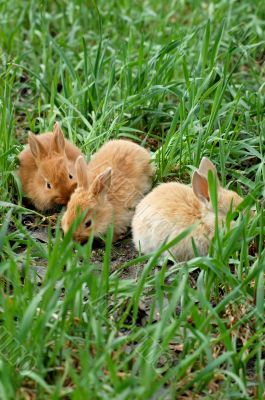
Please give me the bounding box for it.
[192,171,210,204]
[91,167,112,198]
[76,156,89,189]
[28,133,47,160]
[51,122,65,154]
[198,157,219,185]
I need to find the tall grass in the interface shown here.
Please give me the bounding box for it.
[0,0,264,398]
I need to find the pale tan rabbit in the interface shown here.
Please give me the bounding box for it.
[61,139,154,242]
[132,157,243,261]
[17,123,83,211]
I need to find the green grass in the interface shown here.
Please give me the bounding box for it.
[0,0,264,398]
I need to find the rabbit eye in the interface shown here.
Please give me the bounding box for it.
[84,219,92,229]
[46,182,52,189]
[69,174,73,179]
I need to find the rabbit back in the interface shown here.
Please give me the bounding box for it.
[86,139,154,210]
[132,182,213,260]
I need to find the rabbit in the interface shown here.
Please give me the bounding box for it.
[61,139,154,242]
[17,122,83,211]
[132,157,244,261]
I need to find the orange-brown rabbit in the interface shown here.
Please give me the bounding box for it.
[17,123,83,211]
[132,157,243,261]
[61,140,154,242]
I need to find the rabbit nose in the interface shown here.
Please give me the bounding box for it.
[55,197,67,205]
[73,231,80,241]
[73,233,88,244]
[73,234,81,243]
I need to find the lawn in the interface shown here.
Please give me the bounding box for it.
[0,0,264,399]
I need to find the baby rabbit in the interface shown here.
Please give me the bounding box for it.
[132,157,243,261]
[17,123,83,211]
[61,139,154,242]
